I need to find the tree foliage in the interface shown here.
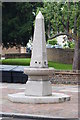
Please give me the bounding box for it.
[2,2,43,48]
[36,1,80,70]
[36,2,79,38]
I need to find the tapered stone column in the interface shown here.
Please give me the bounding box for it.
[30,11,48,68]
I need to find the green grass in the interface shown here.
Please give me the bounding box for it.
[48,61,72,70]
[0,58,30,66]
[0,58,72,70]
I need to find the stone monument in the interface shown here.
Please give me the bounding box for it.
[8,11,70,103]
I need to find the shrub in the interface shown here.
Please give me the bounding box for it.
[68,41,75,49]
[47,38,57,45]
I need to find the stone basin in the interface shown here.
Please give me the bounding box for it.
[24,67,54,76]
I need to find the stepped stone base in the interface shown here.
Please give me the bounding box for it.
[8,92,70,104]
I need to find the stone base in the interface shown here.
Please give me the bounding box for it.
[25,80,52,96]
[8,92,70,104]
[24,67,54,96]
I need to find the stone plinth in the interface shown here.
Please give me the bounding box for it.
[24,68,54,96]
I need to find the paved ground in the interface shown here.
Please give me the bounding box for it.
[1,117,75,120]
[0,83,79,119]
[0,117,42,120]
[1,117,79,120]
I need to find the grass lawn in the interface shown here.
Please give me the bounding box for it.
[0,58,72,70]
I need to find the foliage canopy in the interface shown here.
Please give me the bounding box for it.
[2,2,43,48]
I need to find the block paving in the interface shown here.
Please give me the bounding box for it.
[0,83,79,118]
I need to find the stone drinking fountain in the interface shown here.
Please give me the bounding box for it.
[8,11,70,103]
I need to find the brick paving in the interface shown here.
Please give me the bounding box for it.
[0,83,79,118]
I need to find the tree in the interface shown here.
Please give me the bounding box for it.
[37,1,80,70]
[72,2,80,70]
[2,2,43,48]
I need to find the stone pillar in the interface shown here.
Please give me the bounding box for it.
[30,11,48,68]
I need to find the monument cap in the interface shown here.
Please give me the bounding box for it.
[36,11,44,19]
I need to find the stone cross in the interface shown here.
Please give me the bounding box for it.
[30,11,48,68]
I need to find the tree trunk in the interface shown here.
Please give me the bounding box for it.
[78,37,80,70]
[47,22,51,38]
[67,1,70,33]
[73,37,80,70]
[72,2,80,70]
